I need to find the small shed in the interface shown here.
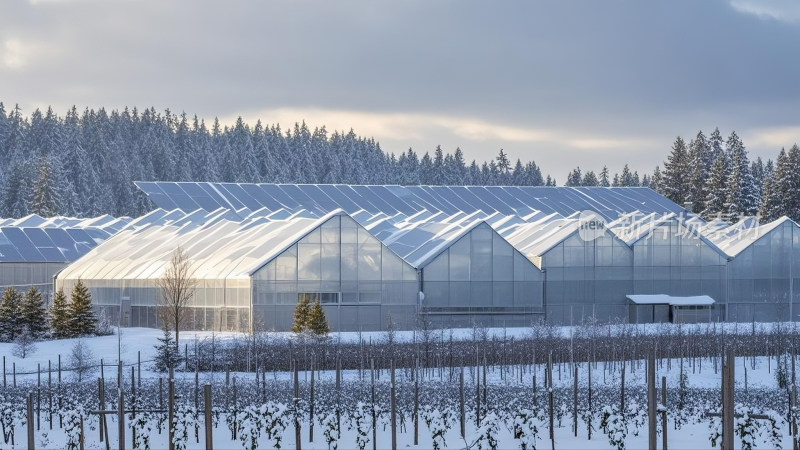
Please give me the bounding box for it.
[627,294,715,324]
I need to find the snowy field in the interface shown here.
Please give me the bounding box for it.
[0,325,797,449]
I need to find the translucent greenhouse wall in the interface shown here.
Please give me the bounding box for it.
[421,223,544,328]
[56,277,251,332]
[251,215,419,332]
[0,262,67,302]
[540,231,633,324]
[726,221,800,322]
[631,222,726,322]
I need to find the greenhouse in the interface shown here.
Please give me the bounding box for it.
[0,214,128,301]
[47,183,800,331]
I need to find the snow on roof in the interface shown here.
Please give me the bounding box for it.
[135,182,688,222]
[626,294,715,306]
[0,215,131,263]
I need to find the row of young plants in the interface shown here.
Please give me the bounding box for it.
[0,369,794,450]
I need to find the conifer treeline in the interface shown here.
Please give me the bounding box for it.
[0,103,550,218]
[2,103,797,223]
[564,128,800,223]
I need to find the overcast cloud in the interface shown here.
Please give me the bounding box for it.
[1,0,799,179]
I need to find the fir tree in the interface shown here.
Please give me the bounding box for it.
[153,327,182,372]
[599,166,610,187]
[21,286,47,338]
[31,156,60,216]
[582,170,599,186]
[49,288,70,339]
[565,167,582,186]
[307,299,330,336]
[291,294,311,333]
[0,287,23,342]
[703,150,730,220]
[687,131,710,214]
[725,131,759,220]
[663,136,690,204]
[67,279,97,337]
[651,166,663,194]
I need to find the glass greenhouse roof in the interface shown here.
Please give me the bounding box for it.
[135,182,687,221]
[0,214,132,263]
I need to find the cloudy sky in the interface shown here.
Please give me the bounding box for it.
[1,0,799,180]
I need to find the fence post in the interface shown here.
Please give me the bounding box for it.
[391,358,397,450]
[118,387,125,450]
[648,352,656,450]
[548,353,554,450]
[294,361,301,450]
[204,384,213,450]
[27,392,34,450]
[309,357,315,443]
[722,349,735,450]
[98,378,105,443]
[169,367,175,450]
[573,365,578,437]
[371,358,376,450]
[414,359,419,446]
[661,375,668,450]
[459,367,465,439]
[2,355,5,388]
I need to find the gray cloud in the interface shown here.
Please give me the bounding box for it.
[1,0,799,179]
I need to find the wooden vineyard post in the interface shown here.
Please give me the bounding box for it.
[336,358,342,433]
[722,349,735,450]
[475,356,481,426]
[131,366,136,450]
[371,359,376,450]
[48,360,52,430]
[169,367,175,450]
[459,368,466,439]
[204,384,213,450]
[414,359,419,446]
[118,386,125,450]
[620,360,626,413]
[294,361,301,450]
[548,353,554,450]
[588,361,593,440]
[2,355,5,388]
[27,393,34,450]
[573,365,578,437]
[662,376,668,450]
[98,378,105,443]
[309,357,315,443]
[648,353,656,450]
[391,359,397,450]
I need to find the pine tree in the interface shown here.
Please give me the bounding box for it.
[663,136,690,204]
[725,131,759,220]
[565,167,582,186]
[67,279,97,337]
[291,294,311,333]
[582,170,599,186]
[687,131,710,213]
[153,327,182,372]
[21,286,47,338]
[50,288,70,339]
[703,150,730,220]
[307,299,330,336]
[599,166,610,187]
[0,287,23,342]
[651,166,663,194]
[619,164,637,186]
[31,156,60,216]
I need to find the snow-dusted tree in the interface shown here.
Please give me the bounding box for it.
[31,156,60,216]
[69,339,97,382]
[619,164,638,187]
[21,286,47,338]
[687,130,710,213]
[68,279,97,337]
[725,131,759,220]
[599,166,611,187]
[703,150,730,220]
[565,167,582,186]
[0,286,23,342]
[650,166,663,193]
[662,136,690,204]
[291,293,311,333]
[308,299,330,336]
[582,170,599,186]
[157,246,197,348]
[12,331,37,358]
[153,327,182,372]
[49,288,70,339]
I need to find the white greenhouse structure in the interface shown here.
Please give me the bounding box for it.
[44,183,800,331]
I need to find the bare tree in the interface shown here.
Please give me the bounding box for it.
[157,247,198,350]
